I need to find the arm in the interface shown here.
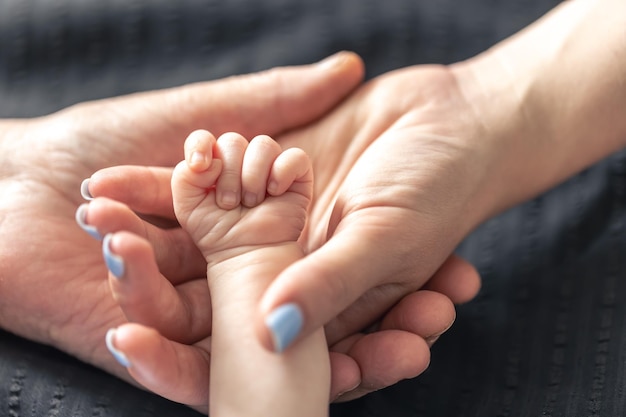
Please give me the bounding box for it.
[0,52,360,389]
[452,0,626,219]
[256,0,626,362]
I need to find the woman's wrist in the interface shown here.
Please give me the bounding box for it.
[450,0,626,220]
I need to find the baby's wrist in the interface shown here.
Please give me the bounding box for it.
[206,243,304,289]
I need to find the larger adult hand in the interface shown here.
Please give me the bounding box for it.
[258,0,626,359]
[0,52,364,382]
[257,64,488,359]
[99,0,626,407]
[86,65,482,406]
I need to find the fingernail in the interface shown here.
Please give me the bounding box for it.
[80,178,94,200]
[265,303,303,353]
[75,204,103,240]
[425,319,454,346]
[220,190,238,207]
[103,234,125,279]
[267,181,279,195]
[106,328,130,368]
[243,192,257,207]
[333,381,361,402]
[425,334,441,346]
[189,151,206,169]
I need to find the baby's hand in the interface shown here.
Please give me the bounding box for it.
[171,130,313,261]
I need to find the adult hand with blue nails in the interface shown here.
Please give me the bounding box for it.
[81,61,481,410]
[96,0,626,406]
[256,0,626,400]
[0,51,478,411]
[0,53,362,391]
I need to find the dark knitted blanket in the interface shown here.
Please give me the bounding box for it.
[3,0,625,416]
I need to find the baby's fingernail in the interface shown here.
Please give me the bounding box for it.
[243,192,257,207]
[80,178,94,200]
[220,191,238,207]
[265,303,303,353]
[106,328,130,368]
[103,234,125,279]
[267,181,279,195]
[189,151,206,168]
[75,204,103,240]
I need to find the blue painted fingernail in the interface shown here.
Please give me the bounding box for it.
[103,234,125,279]
[105,328,130,367]
[80,178,94,200]
[75,204,103,240]
[265,303,303,353]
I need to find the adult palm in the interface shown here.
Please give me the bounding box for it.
[261,64,487,363]
[0,54,363,383]
[95,63,484,406]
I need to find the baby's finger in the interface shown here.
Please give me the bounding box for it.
[77,198,205,284]
[267,147,313,197]
[173,130,223,222]
[241,135,282,207]
[183,129,217,172]
[215,132,248,209]
[106,324,210,411]
[103,231,212,344]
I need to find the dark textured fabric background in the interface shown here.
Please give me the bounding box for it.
[2,0,626,416]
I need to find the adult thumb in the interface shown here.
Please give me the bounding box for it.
[256,229,398,353]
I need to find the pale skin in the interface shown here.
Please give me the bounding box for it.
[90,0,626,404]
[261,0,626,350]
[180,129,326,416]
[0,53,479,410]
[100,130,329,416]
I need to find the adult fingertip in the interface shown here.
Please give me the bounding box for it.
[105,328,130,368]
[102,233,125,279]
[380,290,456,339]
[456,265,482,303]
[80,178,94,200]
[75,203,103,240]
[328,352,361,402]
[263,303,304,353]
[446,265,482,304]
[259,244,371,349]
[350,331,431,388]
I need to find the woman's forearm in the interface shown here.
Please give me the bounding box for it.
[452,0,626,218]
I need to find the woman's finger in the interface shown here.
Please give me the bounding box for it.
[106,323,210,411]
[103,231,212,344]
[86,166,176,220]
[423,254,481,304]
[331,330,430,402]
[77,197,206,284]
